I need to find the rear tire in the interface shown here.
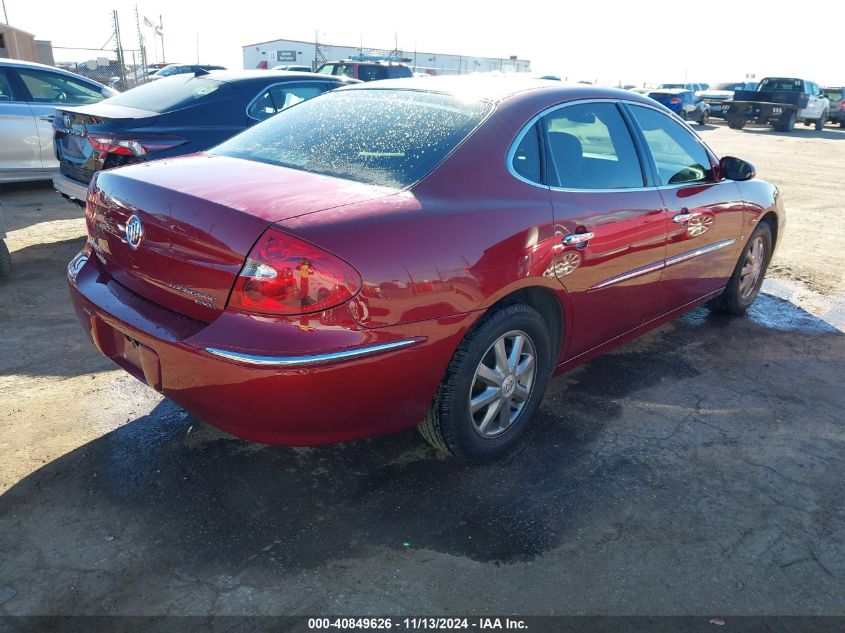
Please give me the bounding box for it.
[0,241,10,280]
[776,110,796,132]
[728,115,746,129]
[418,303,552,461]
[709,223,772,315]
[816,110,828,130]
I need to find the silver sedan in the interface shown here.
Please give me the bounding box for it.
[0,59,116,184]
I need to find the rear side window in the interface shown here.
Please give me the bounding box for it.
[105,76,226,112]
[542,102,644,189]
[358,66,388,81]
[16,69,103,105]
[247,83,327,121]
[215,89,493,189]
[511,124,541,183]
[0,70,16,101]
[629,105,713,185]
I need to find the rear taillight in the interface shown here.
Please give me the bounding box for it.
[88,134,187,157]
[839,102,845,111]
[228,228,362,316]
[670,97,681,104]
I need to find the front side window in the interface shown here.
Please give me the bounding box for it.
[16,69,103,104]
[629,105,713,186]
[542,102,644,189]
[247,83,326,121]
[216,89,493,189]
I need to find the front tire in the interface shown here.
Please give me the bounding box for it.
[418,303,552,461]
[709,223,772,315]
[816,110,828,131]
[699,111,709,125]
[0,241,10,280]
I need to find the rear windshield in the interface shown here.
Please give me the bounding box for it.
[214,89,493,189]
[714,82,743,91]
[759,78,803,91]
[658,83,684,89]
[824,88,843,100]
[104,76,227,112]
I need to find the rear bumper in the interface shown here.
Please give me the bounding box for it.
[53,173,89,202]
[67,249,472,445]
[828,110,845,122]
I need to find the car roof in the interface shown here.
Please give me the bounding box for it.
[339,74,659,105]
[0,58,106,84]
[180,69,357,84]
[650,88,690,94]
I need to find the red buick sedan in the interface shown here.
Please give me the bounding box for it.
[68,77,784,460]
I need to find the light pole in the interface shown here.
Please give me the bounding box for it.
[2,0,9,24]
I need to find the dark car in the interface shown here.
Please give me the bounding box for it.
[648,89,710,124]
[316,59,413,81]
[68,77,783,461]
[822,86,844,126]
[52,70,356,203]
[148,64,226,81]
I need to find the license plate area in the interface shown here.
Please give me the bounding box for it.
[89,315,162,390]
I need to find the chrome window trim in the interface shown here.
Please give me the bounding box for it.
[244,79,336,122]
[505,97,718,193]
[205,338,420,367]
[588,239,736,291]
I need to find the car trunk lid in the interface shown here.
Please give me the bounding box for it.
[86,154,397,322]
[55,105,159,185]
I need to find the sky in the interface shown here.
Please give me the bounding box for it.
[5,0,844,86]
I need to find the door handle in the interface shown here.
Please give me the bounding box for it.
[39,115,56,122]
[672,211,700,224]
[562,231,594,246]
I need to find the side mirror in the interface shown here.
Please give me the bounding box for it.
[720,156,756,182]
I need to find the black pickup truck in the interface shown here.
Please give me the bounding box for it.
[725,77,829,132]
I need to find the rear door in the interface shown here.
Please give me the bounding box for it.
[543,100,667,357]
[0,67,42,176]
[14,67,105,170]
[626,103,744,312]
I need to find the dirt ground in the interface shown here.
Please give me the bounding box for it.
[0,121,843,618]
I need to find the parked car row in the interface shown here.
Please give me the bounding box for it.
[636,77,842,133]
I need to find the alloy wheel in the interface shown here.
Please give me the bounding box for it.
[739,235,766,300]
[468,330,537,438]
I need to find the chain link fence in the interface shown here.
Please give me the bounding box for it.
[53,46,153,92]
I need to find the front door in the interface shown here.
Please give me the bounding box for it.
[542,101,668,357]
[626,103,745,313]
[0,68,41,176]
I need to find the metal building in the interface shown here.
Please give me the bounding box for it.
[242,37,530,75]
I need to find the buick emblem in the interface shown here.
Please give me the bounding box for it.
[63,113,72,128]
[125,214,144,250]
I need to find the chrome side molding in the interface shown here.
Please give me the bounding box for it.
[205,338,420,367]
[589,239,736,291]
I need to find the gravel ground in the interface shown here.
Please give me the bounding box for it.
[0,122,843,618]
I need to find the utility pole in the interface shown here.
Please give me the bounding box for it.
[113,10,127,90]
[134,4,147,77]
[159,14,165,63]
[1,0,8,25]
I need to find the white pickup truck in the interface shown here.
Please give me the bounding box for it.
[726,77,829,132]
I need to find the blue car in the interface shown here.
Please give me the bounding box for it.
[52,70,357,204]
[647,89,710,125]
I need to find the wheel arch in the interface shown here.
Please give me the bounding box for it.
[477,283,568,366]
